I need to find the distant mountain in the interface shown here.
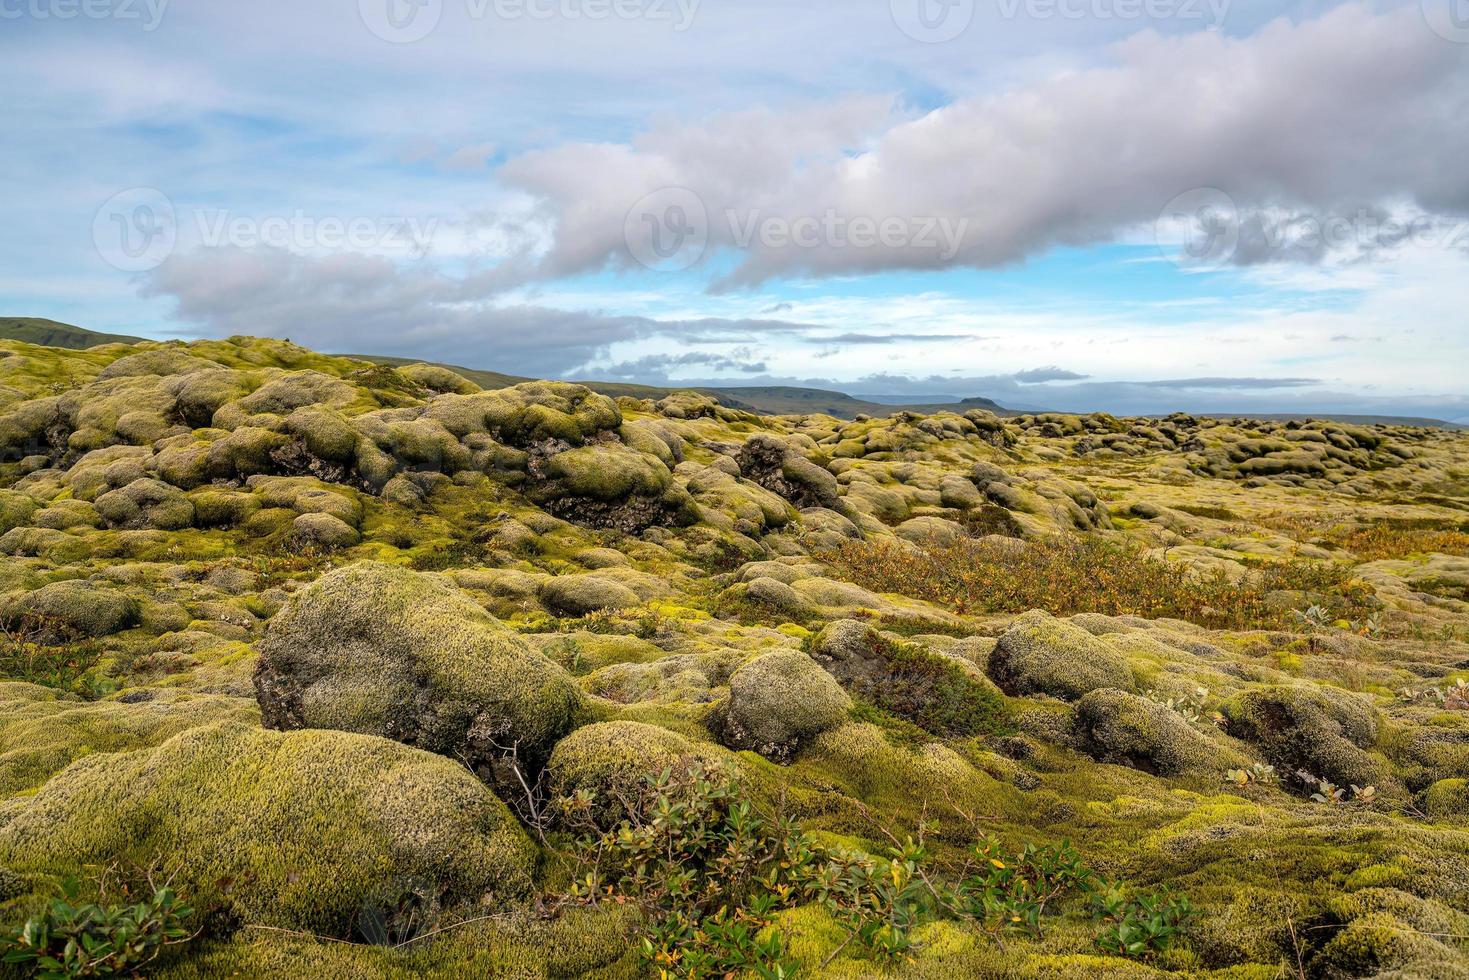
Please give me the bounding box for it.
[1197,412,1462,430]
[0,317,145,349]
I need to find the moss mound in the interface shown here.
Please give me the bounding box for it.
[255,562,584,773]
[547,720,715,829]
[540,574,642,615]
[720,651,852,761]
[1076,688,1247,777]
[811,620,1010,737]
[0,722,536,935]
[0,579,139,639]
[988,610,1134,700]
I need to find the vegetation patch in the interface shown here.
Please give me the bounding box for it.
[819,534,1376,629]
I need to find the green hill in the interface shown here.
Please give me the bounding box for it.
[0,317,145,349]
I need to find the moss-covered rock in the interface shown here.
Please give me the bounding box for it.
[290,512,360,550]
[1076,688,1247,777]
[811,621,1010,737]
[540,575,642,616]
[94,478,196,530]
[736,435,841,510]
[96,349,224,381]
[0,490,38,535]
[284,405,360,464]
[744,576,810,616]
[1424,778,1468,819]
[721,651,852,762]
[396,363,480,395]
[255,562,584,774]
[0,579,139,638]
[0,722,535,936]
[988,611,1135,700]
[1221,686,1394,795]
[547,720,713,828]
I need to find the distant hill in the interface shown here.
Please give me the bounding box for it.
[1198,412,1463,430]
[10,319,1458,427]
[0,317,145,349]
[351,357,1006,419]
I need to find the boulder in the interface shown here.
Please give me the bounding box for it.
[94,478,196,531]
[988,611,1134,700]
[0,722,535,936]
[254,563,584,774]
[721,651,851,761]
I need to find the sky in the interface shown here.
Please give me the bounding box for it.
[3,0,1468,419]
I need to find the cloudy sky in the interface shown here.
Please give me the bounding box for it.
[4,0,1468,418]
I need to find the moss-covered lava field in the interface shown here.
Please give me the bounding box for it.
[1,335,1467,978]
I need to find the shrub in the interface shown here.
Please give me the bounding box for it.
[0,614,105,697]
[1094,888,1197,960]
[1,879,197,978]
[555,759,1182,972]
[818,534,1373,630]
[558,761,808,978]
[948,838,1101,944]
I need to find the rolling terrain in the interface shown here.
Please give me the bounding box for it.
[0,332,1466,977]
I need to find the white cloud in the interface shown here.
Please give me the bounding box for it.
[496,4,1469,286]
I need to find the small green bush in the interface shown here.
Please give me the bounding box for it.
[1093,888,1197,960]
[1,879,196,978]
[0,614,105,697]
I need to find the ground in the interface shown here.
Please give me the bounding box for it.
[0,334,1466,978]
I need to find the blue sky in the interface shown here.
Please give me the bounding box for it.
[2,0,1467,418]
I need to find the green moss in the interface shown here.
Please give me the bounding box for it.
[0,684,257,794]
[1077,688,1249,777]
[547,720,717,828]
[721,650,851,760]
[1424,778,1468,819]
[0,491,37,535]
[256,562,585,771]
[290,512,360,550]
[154,904,641,979]
[534,632,664,676]
[0,722,536,936]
